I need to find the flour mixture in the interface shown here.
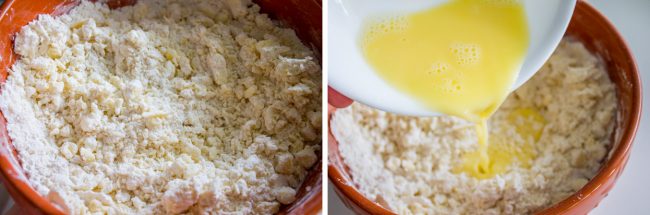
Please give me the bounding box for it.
[0,0,321,214]
[331,40,616,214]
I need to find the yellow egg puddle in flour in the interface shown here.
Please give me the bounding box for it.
[457,107,546,178]
[361,0,535,178]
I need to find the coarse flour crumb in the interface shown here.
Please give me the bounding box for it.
[331,40,616,214]
[0,0,321,214]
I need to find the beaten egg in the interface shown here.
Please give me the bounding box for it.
[361,0,532,178]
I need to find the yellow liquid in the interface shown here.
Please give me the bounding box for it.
[458,107,545,178]
[361,0,530,178]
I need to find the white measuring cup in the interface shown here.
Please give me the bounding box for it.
[328,0,577,116]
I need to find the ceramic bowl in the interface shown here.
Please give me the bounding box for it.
[328,1,642,214]
[0,0,322,214]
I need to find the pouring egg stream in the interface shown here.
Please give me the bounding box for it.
[361,0,539,179]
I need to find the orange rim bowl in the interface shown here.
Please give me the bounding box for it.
[328,1,642,214]
[0,0,322,214]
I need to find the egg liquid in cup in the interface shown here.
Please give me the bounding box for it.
[361,0,532,178]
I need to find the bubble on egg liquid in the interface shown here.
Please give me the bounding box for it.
[427,43,482,94]
[429,62,449,75]
[362,15,409,47]
[450,43,481,65]
[428,62,463,94]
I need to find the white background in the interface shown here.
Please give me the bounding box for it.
[329,0,650,214]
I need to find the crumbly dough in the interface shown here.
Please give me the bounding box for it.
[0,0,321,214]
[331,40,616,214]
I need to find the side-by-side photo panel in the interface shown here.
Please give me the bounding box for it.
[327,0,644,214]
[0,0,322,214]
[0,0,649,214]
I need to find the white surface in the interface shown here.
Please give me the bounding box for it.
[587,0,650,214]
[329,0,650,214]
[328,0,576,116]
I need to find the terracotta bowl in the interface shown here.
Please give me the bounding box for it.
[328,1,642,214]
[0,0,322,214]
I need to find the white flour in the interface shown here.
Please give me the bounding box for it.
[331,40,616,214]
[0,0,320,214]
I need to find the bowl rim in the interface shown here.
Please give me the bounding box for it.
[0,0,74,213]
[0,0,323,214]
[327,1,643,214]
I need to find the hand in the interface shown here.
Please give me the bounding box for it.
[328,86,353,108]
